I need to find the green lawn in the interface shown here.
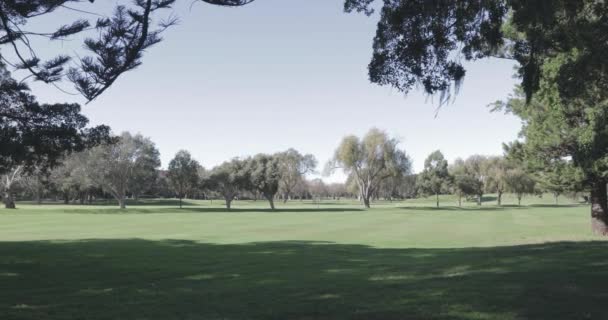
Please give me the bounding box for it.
[1,196,606,319]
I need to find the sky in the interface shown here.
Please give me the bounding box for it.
[22,0,522,182]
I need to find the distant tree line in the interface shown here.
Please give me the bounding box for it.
[1,128,586,210]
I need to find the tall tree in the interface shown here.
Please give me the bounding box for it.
[494,78,608,234]
[86,132,159,209]
[167,150,200,209]
[418,150,451,208]
[277,149,317,203]
[327,128,411,208]
[128,136,161,201]
[244,154,282,210]
[0,63,110,208]
[485,156,510,206]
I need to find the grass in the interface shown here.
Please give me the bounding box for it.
[0,195,606,319]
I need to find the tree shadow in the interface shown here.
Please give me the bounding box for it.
[0,239,606,319]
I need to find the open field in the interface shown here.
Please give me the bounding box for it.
[1,196,607,319]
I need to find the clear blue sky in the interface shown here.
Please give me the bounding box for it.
[26,0,522,182]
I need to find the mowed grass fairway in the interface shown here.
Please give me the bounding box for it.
[1,196,607,320]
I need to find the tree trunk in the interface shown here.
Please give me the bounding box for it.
[3,191,16,209]
[363,196,371,208]
[435,193,439,208]
[283,192,289,204]
[265,194,275,210]
[590,181,608,235]
[517,195,522,206]
[478,193,482,206]
[63,192,69,204]
[497,191,502,206]
[554,193,559,205]
[179,196,183,209]
[118,197,126,209]
[225,198,232,210]
[458,193,462,207]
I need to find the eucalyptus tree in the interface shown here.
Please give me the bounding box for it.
[277,149,317,203]
[485,156,510,206]
[207,159,248,210]
[167,150,201,209]
[327,128,411,208]
[85,132,159,209]
[418,150,451,208]
[244,154,282,210]
[128,136,161,201]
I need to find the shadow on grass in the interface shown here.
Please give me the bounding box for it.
[1,239,607,319]
[396,205,529,212]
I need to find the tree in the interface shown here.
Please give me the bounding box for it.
[85,132,159,209]
[505,168,536,206]
[485,156,510,206]
[1,166,23,208]
[127,136,161,201]
[450,159,479,207]
[494,77,608,234]
[207,159,248,210]
[277,149,317,203]
[0,63,110,174]
[0,0,254,101]
[345,0,608,107]
[327,128,411,208]
[244,154,282,210]
[536,160,582,205]
[167,150,200,209]
[463,155,489,206]
[418,150,451,208]
[21,168,50,204]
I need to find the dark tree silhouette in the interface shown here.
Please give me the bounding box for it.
[0,0,254,101]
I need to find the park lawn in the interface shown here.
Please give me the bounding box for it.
[0,197,606,320]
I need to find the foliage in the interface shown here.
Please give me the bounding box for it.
[328,128,411,208]
[244,154,282,210]
[0,63,110,175]
[345,0,608,105]
[207,158,248,209]
[417,150,451,207]
[0,0,254,101]
[277,149,317,202]
[86,132,160,209]
[167,150,201,208]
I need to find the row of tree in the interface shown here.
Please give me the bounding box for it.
[1,128,584,210]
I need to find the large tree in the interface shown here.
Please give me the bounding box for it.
[418,150,451,208]
[327,128,411,208]
[344,0,608,106]
[86,132,160,209]
[167,150,200,209]
[0,63,109,208]
[244,154,282,210]
[277,149,317,203]
[494,76,608,233]
[207,158,248,210]
[484,156,510,206]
